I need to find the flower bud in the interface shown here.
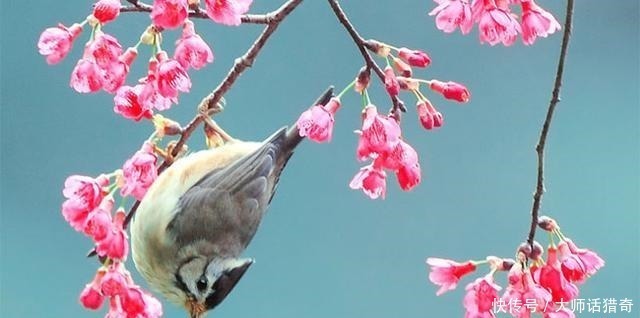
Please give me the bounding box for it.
[366,39,391,57]
[392,57,412,77]
[354,66,370,93]
[538,215,558,231]
[384,66,399,97]
[93,0,121,24]
[429,80,470,103]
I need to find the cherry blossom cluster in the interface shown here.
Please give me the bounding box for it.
[37,0,252,122]
[61,142,161,316]
[429,0,561,45]
[296,42,469,199]
[426,216,604,317]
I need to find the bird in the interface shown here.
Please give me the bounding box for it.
[130,86,334,318]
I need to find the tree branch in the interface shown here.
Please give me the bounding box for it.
[122,0,304,229]
[120,1,273,24]
[326,0,406,114]
[527,0,574,247]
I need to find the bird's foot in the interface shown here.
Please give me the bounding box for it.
[198,99,237,149]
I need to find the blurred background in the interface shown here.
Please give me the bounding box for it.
[1,0,638,317]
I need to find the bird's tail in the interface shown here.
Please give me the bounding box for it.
[284,85,335,150]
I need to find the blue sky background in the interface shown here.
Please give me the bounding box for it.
[1,1,638,317]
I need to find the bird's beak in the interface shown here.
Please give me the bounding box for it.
[186,298,206,318]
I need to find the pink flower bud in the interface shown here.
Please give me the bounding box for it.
[296,97,340,143]
[398,47,431,68]
[96,209,129,260]
[429,80,470,103]
[537,215,558,231]
[354,66,370,93]
[384,66,400,97]
[93,0,121,24]
[416,100,443,130]
[392,57,412,77]
[80,283,104,310]
[37,23,83,64]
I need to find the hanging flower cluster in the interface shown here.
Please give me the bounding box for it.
[61,141,161,316]
[429,0,561,45]
[426,216,604,317]
[36,0,251,122]
[296,40,470,199]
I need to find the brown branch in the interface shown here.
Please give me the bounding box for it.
[326,0,406,114]
[120,1,273,24]
[527,0,574,247]
[121,0,304,229]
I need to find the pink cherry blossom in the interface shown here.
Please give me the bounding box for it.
[477,2,521,46]
[70,58,104,93]
[349,163,387,199]
[87,31,123,69]
[416,100,444,130]
[122,287,146,316]
[205,0,253,26]
[426,258,477,295]
[564,238,604,276]
[430,80,470,103]
[175,20,215,70]
[100,266,128,297]
[396,162,421,191]
[93,0,121,24]
[62,175,109,232]
[84,196,114,241]
[96,209,129,260]
[114,85,154,121]
[121,142,158,200]
[151,0,189,29]
[429,0,474,34]
[142,292,163,318]
[379,140,419,171]
[80,279,105,310]
[296,97,340,143]
[502,262,552,318]
[356,105,402,160]
[156,51,191,99]
[520,0,561,45]
[463,275,501,318]
[538,246,579,303]
[102,47,137,94]
[557,241,587,284]
[397,47,432,68]
[138,59,175,111]
[37,23,83,65]
[383,66,400,96]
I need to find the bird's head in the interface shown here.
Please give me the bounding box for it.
[173,257,254,318]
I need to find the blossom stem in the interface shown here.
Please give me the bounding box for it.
[526,0,574,250]
[337,80,356,98]
[327,0,406,113]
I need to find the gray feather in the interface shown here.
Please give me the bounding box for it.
[167,127,293,256]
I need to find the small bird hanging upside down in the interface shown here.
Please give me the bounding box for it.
[130,87,334,318]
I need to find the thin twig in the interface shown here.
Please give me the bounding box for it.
[121,0,304,229]
[326,0,406,114]
[527,0,574,247]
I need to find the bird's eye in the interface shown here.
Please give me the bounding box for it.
[196,277,207,292]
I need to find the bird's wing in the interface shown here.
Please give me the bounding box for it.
[166,127,289,256]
